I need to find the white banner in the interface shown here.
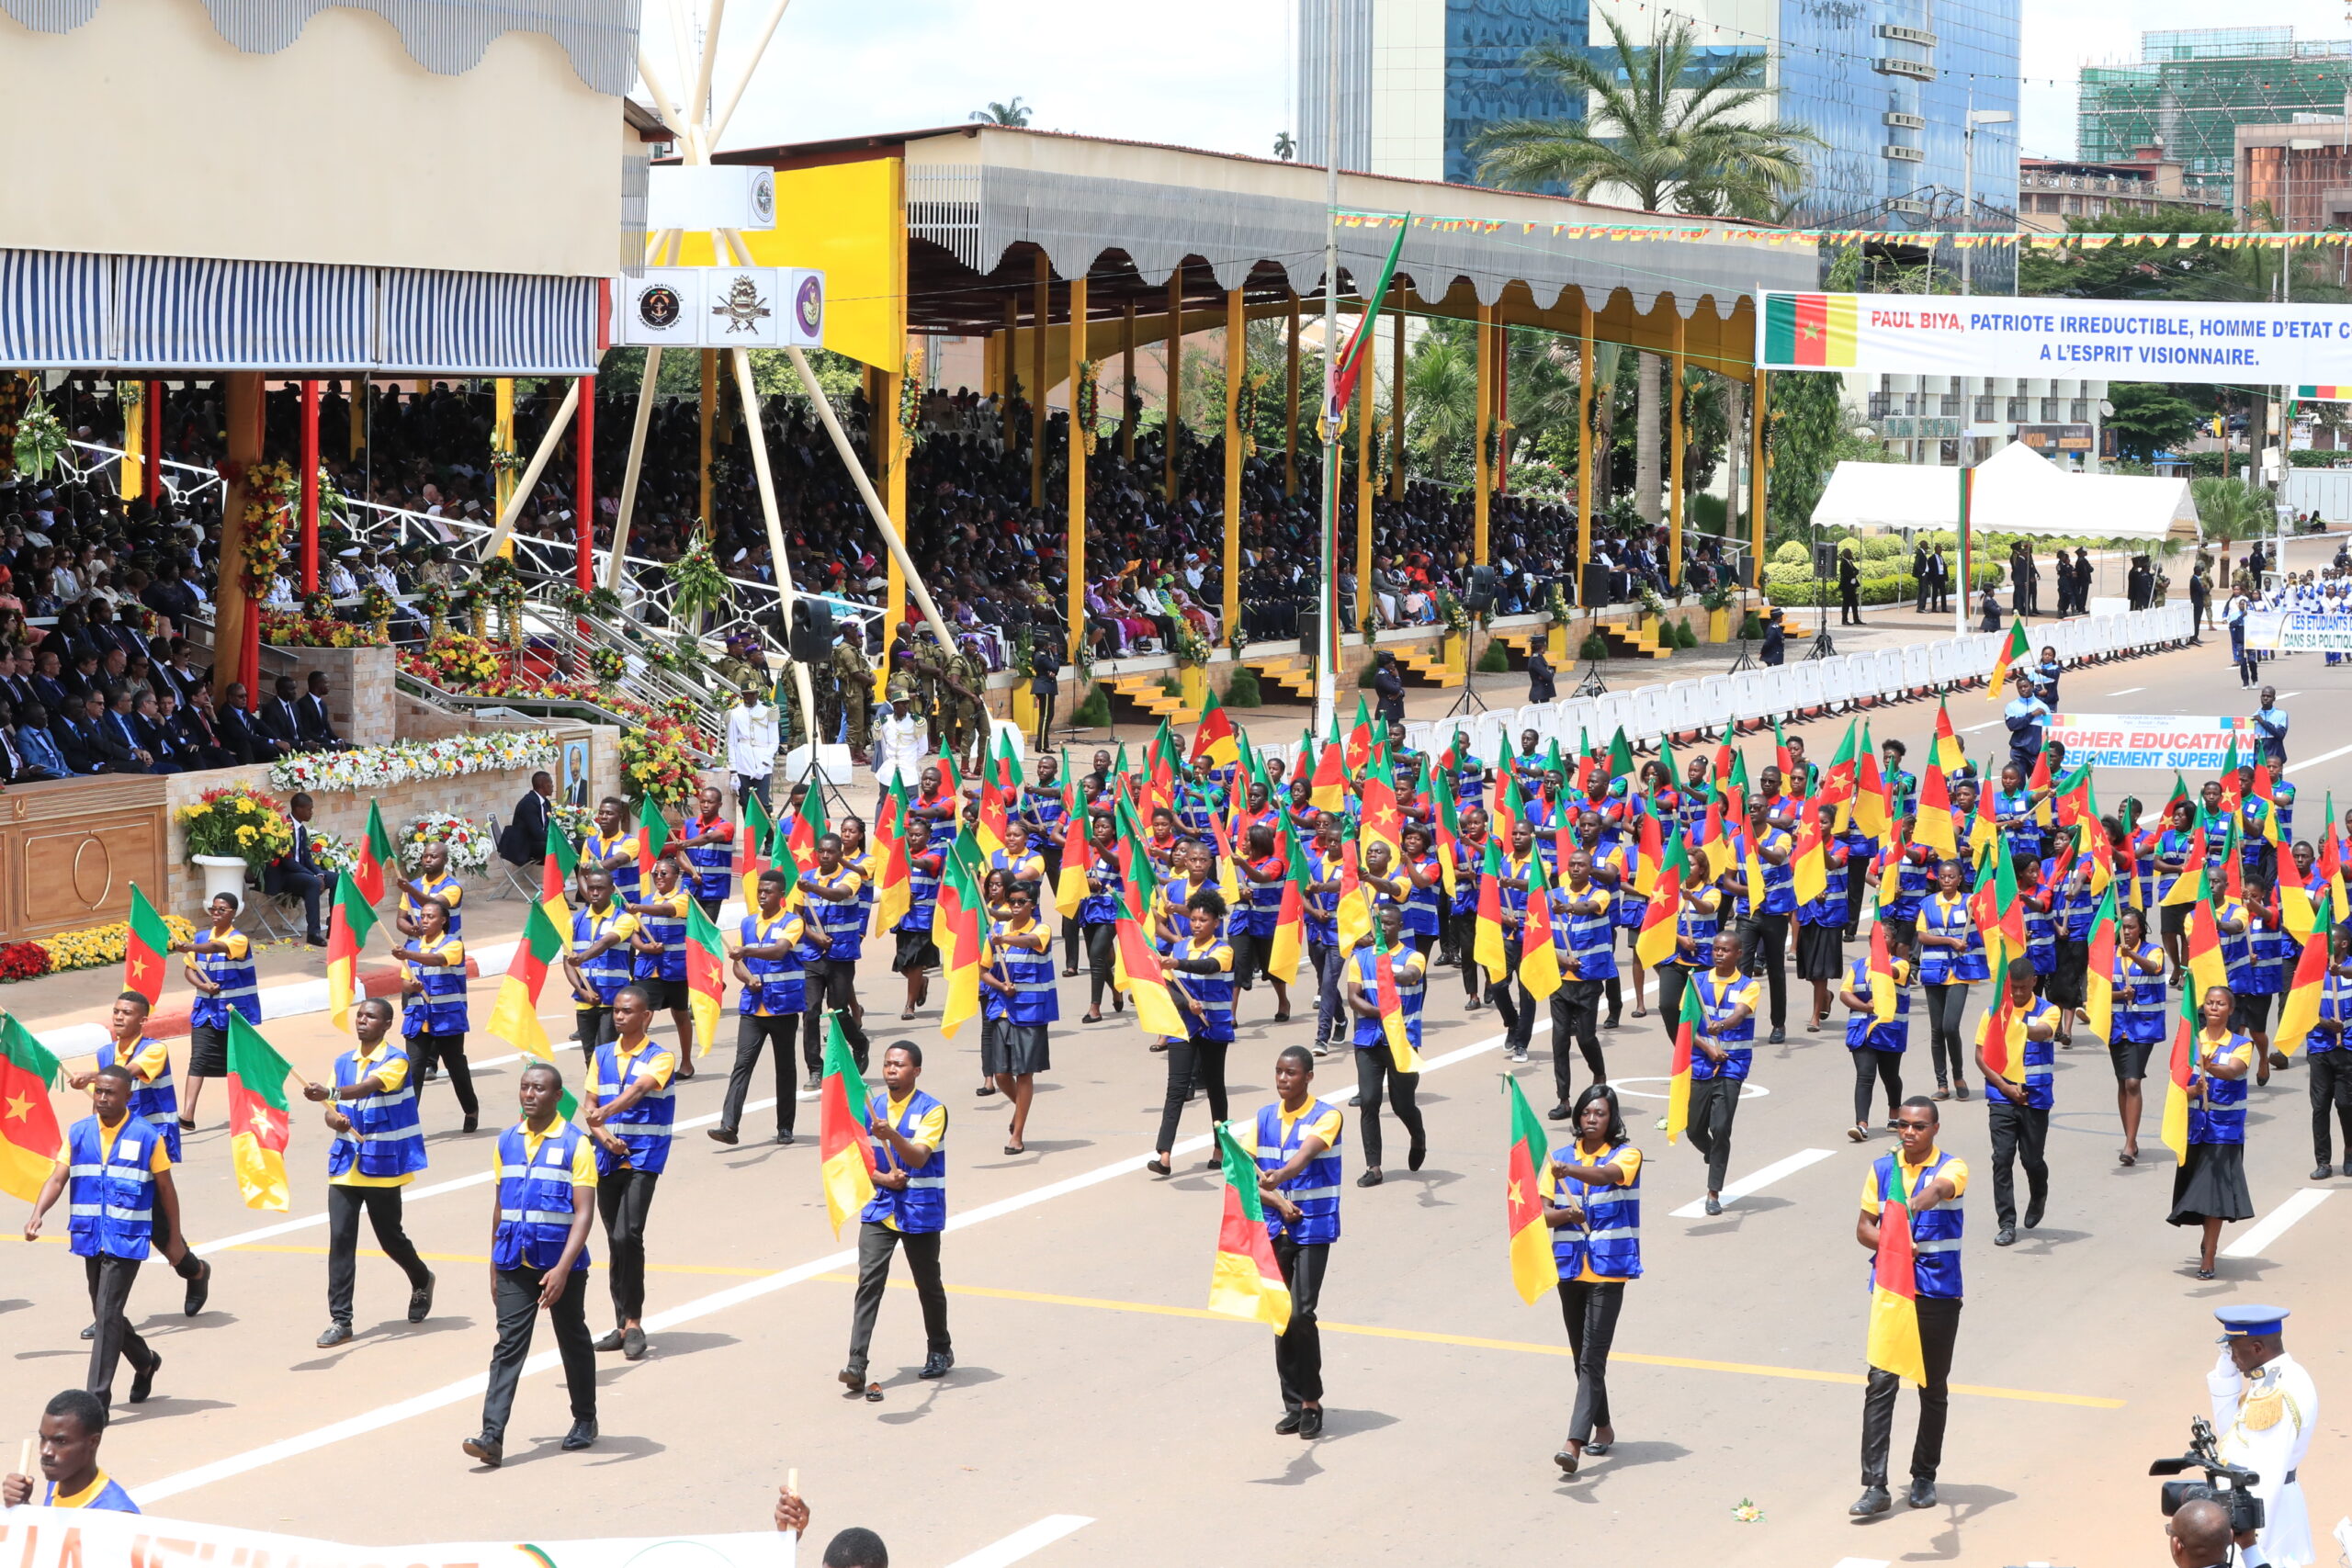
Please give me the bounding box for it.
[0,1507,789,1567]
[612,268,822,349]
[1758,291,2352,385]
[2243,607,2352,653]
[2043,712,2260,772]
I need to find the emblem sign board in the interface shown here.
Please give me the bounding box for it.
[616,269,704,346]
[704,266,782,346]
[646,164,777,231]
[783,267,824,348]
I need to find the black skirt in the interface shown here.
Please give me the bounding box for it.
[2046,939,2088,1009]
[1795,920,1845,982]
[2168,1140,2256,1225]
[894,929,939,972]
[187,1023,229,1077]
[981,1020,1051,1077]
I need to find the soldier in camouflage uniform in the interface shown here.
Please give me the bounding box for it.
[944,645,989,777]
[831,626,872,762]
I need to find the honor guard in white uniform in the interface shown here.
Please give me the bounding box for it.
[2208,1304,2319,1568]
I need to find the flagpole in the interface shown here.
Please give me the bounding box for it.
[1314,0,1340,741]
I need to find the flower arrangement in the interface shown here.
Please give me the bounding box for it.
[899,349,925,444]
[1075,360,1100,456]
[1436,588,1471,635]
[239,459,299,596]
[0,942,48,981]
[643,637,707,677]
[0,911,199,983]
[0,376,28,477]
[464,674,711,750]
[619,716,702,807]
[403,811,494,874]
[260,609,385,649]
[14,399,70,480]
[669,536,730,625]
[588,645,628,684]
[267,731,559,795]
[1547,581,1572,626]
[311,829,359,879]
[557,583,623,620]
[417,578,458,633]
[1171,622,1210,670]
[177,784,295,877]
[548,802,596,843]
[356,582,397,633]
[401,630,503,689]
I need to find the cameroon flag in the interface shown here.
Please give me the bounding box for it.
[2275,930,2328,1058]
[737,789,772,881]
[1335,842,1374,955]
[352,800,398,907]
[2278,842,2317,942]
[684,898,727,1058]
[1869,918,1899,1025]
[2160,983,2199,1164]
[934,841,985,1039]
[1475,838,1510,983]
[2181,873,2229,1003]
[1370,926,1422,1073]
[1310,728,1348,813]
[1191,687,1238,771]
[487,899,566,1060]
[324,872,378,1031]
[1518,850,1563,1002]
[1634,836,1687,970]
[2161,824,2209,907]
[1502,1072,1556,1303]
[2082,885,2119,1048]
[542,817,582,932]
[870,784,912,937]
[638,805,672,886]
[225,1014,295,1212]
[817,1012,876,1236]
[1929,697,1966,773]
[1762,292,1859,368]
[1865,1158,1928,1387]
[1206,1121,1292,1333]
[1987,615,2030,699]
[1917,764,1958,859]
[1666,973,1702,1145]
[0,1013,63,1203]
[1978,954,2022,1088]
[1055,807,1091,922]
[123,884,171,1008]
[1791,800,1827,908]
[1264,818,1313,985]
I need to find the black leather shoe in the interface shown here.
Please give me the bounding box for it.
[1547,1103,1573,1121]
[1356,1169,1384,1188]
[838,1366,867,1396]
[1907,1477,1938,1509]
[1849,1486,1891,1517]
[707,1127,740,1145]
[316,1322,353,1348]
[79,1323,93,1341]
[409,1270,435,1324]
[622,1325,647,1361]
[1769,1027,1787,1044]
[776,1132,795,1146]
[2314,1165,2335,1180]
[1994,1225,2018,1247]
[1408,1139,1427,1172]
[184,1258,211,1316]
[462,1435,503,1469]
[1703,1196,1723,1216]
[2022,1196,2044,1230]
[594,1328,627,1352]
[1274,1409,1303,1435]
[1297,1406,1324,1438]
[461,1114,479,1134]
[561,1418,597,1451]
[129,1353,159,1404]
[919,1349,955,1380]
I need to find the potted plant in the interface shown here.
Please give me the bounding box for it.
[177,784,295,905]
[1700,582,1736,642]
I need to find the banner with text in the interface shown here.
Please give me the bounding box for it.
[0,1507,790,1568]
[2243,607,2352,653]
[1759,292,2352,385]
[2044,713,2259,772]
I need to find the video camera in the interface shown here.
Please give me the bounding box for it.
[2151,1416,2265,1539]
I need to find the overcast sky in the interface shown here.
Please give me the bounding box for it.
[694,0,2350,171]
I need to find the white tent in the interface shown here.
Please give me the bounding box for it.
[1810,440,2199,543]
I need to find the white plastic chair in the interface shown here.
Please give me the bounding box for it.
[1631,684,1670,743]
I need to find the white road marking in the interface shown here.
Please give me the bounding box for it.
[142,1023,1521,1502]
[1959,718,2003,734]
[1670,1147,1838,1218]
[2107,687,2144,696]
[2288,742,2352,775]
[1831,1558,1891,1568]
[942,1516,1095,1568]
[2276,691,2302,699]
[2220,1187,2333,1258]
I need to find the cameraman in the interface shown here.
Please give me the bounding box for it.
[2209,1305,2318,1568]
[2166,1498,2240,1568]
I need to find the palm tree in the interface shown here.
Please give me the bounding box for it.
[971,98,1032,127]
[1273,130,1297,161]
[1473,16,1823,527]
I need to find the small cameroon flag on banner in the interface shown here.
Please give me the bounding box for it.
[1762,292,1859,368]
[0,1013,63,1203]
[684,898,727,1059]
[817,1012,876,1236]
[1502,1073,1556,1303]
[1206,1121,1292,1333]
[324,872,377,1031]
[122,884,171,1008]
[225,1014,295,1212]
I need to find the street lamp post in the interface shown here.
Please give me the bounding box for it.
[1960,104,2012,299]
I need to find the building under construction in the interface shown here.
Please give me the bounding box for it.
[2078,28,2352,212]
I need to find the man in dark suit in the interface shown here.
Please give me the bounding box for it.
[12,700,70,781]
[131,691,184,774]
[46,697,101,774]
[0,699,31,784]
[164,688,233,771]
[259,675,307,753]
[29,649,71,717]
[296,671,346,750]
[61,692,133,773]
[99,691,154,773]
[218,682,283,764]
[267,791,328,944]
[499,771,556,866]
[0,649,33,709]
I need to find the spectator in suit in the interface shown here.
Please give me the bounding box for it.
[157,640,206,707]
[29,648,70,716]
[296,671,345,750]
[101,690,155,773]
[218,682,283,764]
[259,675,307,754]
[0,648,32,710]
[267,791,328,944]
[48,696,102,774]
[65,692,133,773]
[0,698,29,784]
[499,771,556,867]
[134,690,187,773]
[163,688,232,772]
[12,700,69,781]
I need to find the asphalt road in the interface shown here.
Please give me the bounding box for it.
[6,605,2349,1568]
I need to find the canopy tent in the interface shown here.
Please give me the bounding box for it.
[1811,440,2200,544]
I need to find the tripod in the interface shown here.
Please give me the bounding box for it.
[1804,530,1838,660]
[1724,615,1759,674]
[1443,623,1493,717]
[1570,618,1610,697]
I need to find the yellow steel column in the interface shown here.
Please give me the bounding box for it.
[1165,265,1183,503]
[1668,311,1687,589]
[493,378,516,519]
[1577,294,1595,583]
[1283,295,1300,498]
[1356,309,1375,629]
[697,354,716,534]
[873,360,905,705]
[1750,368,1770,576]
[1122,299,1137,463]
[1474,302,1493,566]
[1223,286,1245,642]
[1389,305,1406,500]
[1031,253,1049,507]
[1069,278,1091,666]
[1002,296,1020,450]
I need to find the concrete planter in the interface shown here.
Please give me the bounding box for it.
[1707,608,1732,643]
[1178,664,1207,709]
[192,854,248,908]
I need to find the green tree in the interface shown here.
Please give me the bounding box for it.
[2104,382,2207,464]
[1765,370,1900,543]
[970,98,1032,127]
[2189,476,2276,546]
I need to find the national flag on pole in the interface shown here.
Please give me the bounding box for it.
[1311,728,1349,814]
[871,784,913,937]
[1192,688,1238,771]
[1327,221,1409,433]
[1371,925,1423,1073]
[817,1012,876,1236]
[637,806,672,886]
[352,800,398,906]
[486,900,566,1060]
[1265,818,1314,985]
[2275,930,2328,1058]
[1666,974,1702,1145]
[1634,837,1687,970]
[1502,1072,1556,1303]
[1475,837,1510,982]
[0,1013,63,1203]
[2182,874,2229,1005]
[935,841,985,1038]
[1336,841,1374,955]
[224,1014,295,1212]
[2160,983,2198,1164]
[122,884,171,1007]
[2082,885,2119,1048]
[683,898,727,1058]
[1986,615,2030,698]
[1518,850,1563,1002]
[1979,953,2022,1087]
[542,820,582,931]
[1791,800,1827,908]
[737,790,772,880]
[324,872,377,1031]
[1930,698,1966,772]
[787,767,830,873]
[1055,807,1092,921]
[1917,764,1958,859]
[1207,1120,1294,1331]
[1865,1158,1928,1387]
[2278,840,2317,942]
[1869,917,1899,1025]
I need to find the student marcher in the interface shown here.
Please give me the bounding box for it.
[464,1060,598,1468]
[66,993,211,1318]
[840,1043,953,1397]
[626,852,701,1079]
[563,867,639,1053]
[1545,1084,1640,1477]
[168,890,258,1131]
[1852,1097,1966,1516]
[1974,959,2058,1247]
[398,894,477,1130]
[1838,931,1912,1142]
[713,866,808,1146]
[803,832,872,1073]
[1340,905,1426,1186]
[300,997,435,1346]
[584,987,675,1362]
[1255,1044,1342,1438]
[1687,931,1760,1216]
[0,1389,139,1511]
[979,882,1055,1156]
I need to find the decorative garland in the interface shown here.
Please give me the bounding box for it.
[899,348,925,445]
[259,609,386,649]
[1076,360,1100,456]
[267,731,559,795]
[239,459,298,595]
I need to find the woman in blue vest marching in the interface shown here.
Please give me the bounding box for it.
[1915,859,1987,1100]
[399,896,477,1132]
[2170,984,2258,1280]
[841,1042,954,1396]
[1255,1044,1343,1439]
[1148,890,1237,1177]
[300,997,435,1347]
[980,882,1056,1156]
[1838,932,1913,1142]
[1687,931,1762,1216]
[170,892,258,1132]
[583,987,676,1361]
[1340,904,1426,1186]
[1544,1083,1640,1476]
[625,852,699,1081]
[1852,1097,1967,1516]
[2109,904,2170,1166]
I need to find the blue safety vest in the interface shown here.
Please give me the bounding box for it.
[1872,1149,1963,1300]
[635,892,689,984]
[401,933,469,1035]
[1550,1139,1641,1280]
[326,1043,428,1179]
[1758,827,1796,914]
[2191,1033,2253,1145]
[2117,942,2169,1043]
[403,874,466,939]
[588,830,640,899]
[1169,935,1235,1042]
[65,1115,159,1260]
[1692,969,1756,1081]
[1349,946,1424,1051]
[2023,888,2056,974]
[1917,894,1987,984]
[492,1121,591,1272]
[2241,918,2287,997]
[97,1037,178,1161]
[805,867,865,961]
[592,1040,676,1175]
[189,936,259,1030]
[985,919,1059,1025]
[1079,852,1124,926]
[43,1472,139,1513]
[1402,854,1443,936]
[860,1090,947,1232]
[1303,852,1343,948]
[682,815,734,903]
[1986,997,2058,1110]
[1843,956,1910,1053]
[1671,890,1722,968]
[900,852,942,932]
[1255,1099,1342,1246]
[737,909,807,1015]
[572,905,635,1002]
[1556,883,1616,981]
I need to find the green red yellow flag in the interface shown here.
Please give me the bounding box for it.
[2082,885,2119,1048]
[737,790,773,880]
[1517,849,1563,1002]
[2161,982,2198,1164]
[225,1014,295,1212]
[1666,975,1702,1145]
[2275,931,2328,1059]
[122,884,171,1008]
[1986,615,2030,698]
[353,800,398,906]
[1502,1072,1556,1304]
[1206,1121,1293,1332]
[542,815,582,931]
[935,840,985,1039]
[1191,687,1238,771]
[486,899,567,1060]
[1475,837,1510,983]
[817,1012,876,1236]
[324,871,377,1032]
[1929,698,1966,773]
[637,806,672,885]
[1865,1157,1928,1386]
[0,1013,63,1203]
[684,898,727,1059]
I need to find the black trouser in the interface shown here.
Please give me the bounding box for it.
[1844,871,1870,939]
[274,866,323,936]
[575,1005,616,1053]
[479,1264,595,1443]
[804,961,867,1068]
[2313,1050,2352,1165]
[1852,1046,1904,1126]
[1309,942,1345,1043]
[1549,980,1606,1107]
[1687,1074,1741,1193]
[1842,589,1861,626]
[1860,1294,1961,1485]
[407,1031,477,1117]
[84,1253,153,1404]
[595,1168,659,1325]
[1033,688,1056,748]
[1745,913,1789,1031]
[1561,1279,1624,1443]
[325,1184,431,1325]
[1156,1033,1229,1153]
[1353,1042,1424,1168]
[1655,964,1693,1032]
[1449,908,1481,998]
[1082,921,1117,1009]
[845,1223,949,1377]
[1488,937,1534,1053]
[1923,983,1971,1088]
[724,1014,798,1135]
[1272,1234,1329,1411]
[1986,1097,2048,1229]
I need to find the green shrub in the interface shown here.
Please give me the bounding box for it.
[1739,610,1766,638]
[1159,674,1182,697]
[1073,682,1111,728]
[1672,617,1700,649]
[1225,664,1263,707]
[1861,536,1905,560]
[1765,574,1919,607]
[1476,639,1512,673]
[1688,493,1728,533]
[1358,659,1380,688]
[1579,631,1611,660]
[1772,539,1811,566]
[1971,561,2004,589]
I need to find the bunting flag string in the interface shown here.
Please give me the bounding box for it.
[1334,208,2352,250]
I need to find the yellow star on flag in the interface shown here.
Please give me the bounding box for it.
[248,1106,277,1140]
[3,1091,29,1122]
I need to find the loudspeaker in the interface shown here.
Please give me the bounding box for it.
[1298,606,1319,658]
[789,595,834,663]
[1465,564,1499,615]
[1579,562,1610,608]
[1814,542,1839,578]
[1733,557,1754,589]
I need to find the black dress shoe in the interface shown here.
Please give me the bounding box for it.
[708,1127,740,1145]
[1546,1102,1573,1121]
[594,1327,628,1352]
[561,1418,597,1451]
[410,1270,435,1324]
[1554,1446,1578,1475]
[1907,1477,1938,1509]
[462,1434,503,1469]
[1768,1027,1786,1044]
[1274,1409,1303,1435]
[1994,1225,2018,1247]
[1849,1485,1891,1517]
[838,1366,867,1396]
[1297,1406,1324,1438]
[316,1322,353,1348]
[776,1131,795,1146]
[622,1325,647,1361]
[79,1323,94,1341]
[1703,1196,1723,1216]
[919,1349,955,1379]
[129,1353,159,1404]
[2314,1165,2335,1180]
[184,1258,211,1316]
[1356,1168,1384,1188]
[1408,1139,1427,1172]
[2022,1196,2045,1230]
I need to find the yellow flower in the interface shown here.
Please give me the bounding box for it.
[236,797,254,813]
[236,826,256,843]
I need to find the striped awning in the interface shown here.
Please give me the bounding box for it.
[119,255,375,369]
[0,250,108,365]
[379,269,605,377]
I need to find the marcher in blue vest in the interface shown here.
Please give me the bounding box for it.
[22,1066,190,1406]
[64,993,212,1322]
[626,852,699,1081]
[2002,667,2051,777]
[893,814,944,1020]
[0,1389,140,1512]
[1839,936,1913,1141]
[2170,985,2258,1280]
[170,892,257,1131]
[675,784,738,919]
[584,987,675,1363]
[399,895,477,1130]
[1149,890,1238,1175]
[980,882,1057,1156]
[1974,960,2059,1247]
[1852,1097,1968,1517]
[2312,926,2352,1179]
[1545,1083,1640,1477]
[841,1042,953,1396]
[1255,1043,1343,1439]
[300,997,434,1346]
[1688,932,1761,1216]
[1547,844,1615,1119]
[1340,904,1426,1186]
[562,868,639,1053]
[714,867,809,1147]
[396,839,469,941]
[1237,819,1297,1023]
[802,832,872,1074]
[464,1060,598,1469]
[2109,905,2170,1166]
